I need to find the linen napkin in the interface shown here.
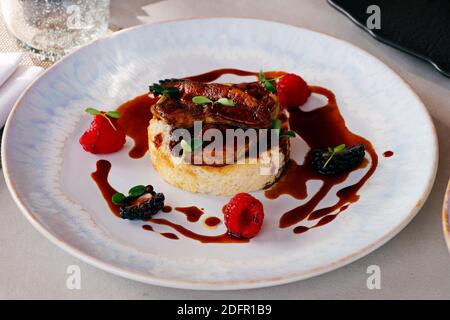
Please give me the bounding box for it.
[0,53,44,128]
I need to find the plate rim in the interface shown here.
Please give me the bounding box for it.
[443,180,450,254]
[1,17,439,290]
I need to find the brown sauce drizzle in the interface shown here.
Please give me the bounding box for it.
[162,206,172,213]
[117,94,157,159]
[383,151,394,158]
[91,160,120,217]
[185,68,257,82]
[185,68,286,83]
[91,160,244,243]
[265,86,378,232]
[150,218,247,244]
[175,206,205,222]
[92,68,379,239]
[205,217,222,228]
[293,205,349,234]
[142,225,179,240]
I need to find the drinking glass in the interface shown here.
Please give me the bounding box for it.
[1,0,110,61]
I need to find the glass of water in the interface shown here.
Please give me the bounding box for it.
[1,0,110,61]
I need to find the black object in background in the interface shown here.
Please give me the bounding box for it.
[328,0,450,77]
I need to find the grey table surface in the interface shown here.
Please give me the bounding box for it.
[1,0,450,300]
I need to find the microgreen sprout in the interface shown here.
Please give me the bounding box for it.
[128,185,146,197]
[323,144,347,169]
[149,83,180,104]
[85,107,121,131]
[192,96,235,107]
[272,119,296,138]
[111,184,147,206]
[259,70,277,93]
[280,131,296,138]
[112,193,126,205]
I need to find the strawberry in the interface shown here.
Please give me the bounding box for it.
[223,193,264,239]
[276,73,310,109]
[79,108,126,154]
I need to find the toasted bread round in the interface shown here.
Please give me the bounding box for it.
[148,119,290,196]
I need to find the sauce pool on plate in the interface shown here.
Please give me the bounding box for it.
[90,68,381,241]
[265,86,378,233]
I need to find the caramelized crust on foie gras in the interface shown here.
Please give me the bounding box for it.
[150,80,280,129]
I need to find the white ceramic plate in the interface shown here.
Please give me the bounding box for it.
[2,19,438,290]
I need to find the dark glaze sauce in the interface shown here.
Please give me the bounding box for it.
[150,218,247,244]
[142,225,179,240]
[91,160,120,217]
[91,160,244,243]
[293,205,349,234]
[91,68,380,240]
[162,205,172,213]
[185,68,286,83]
[205,217,222,227]
[175,206,205,222]
[265,86,378,232]
[117,94,157,159]
[185,68,257,82]
[383,151,394,158]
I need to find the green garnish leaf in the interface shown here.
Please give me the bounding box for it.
[272,119,282,138]
[192,96,235,107]
[164,86,180,98]
[112,193,126,205]
[323,144,347,169]
[216,98,235,106]
[192,96,213,105]
[85,108,119,130]
[259,70,277,93]
[272,120,295,138]
[85,107,101,116]
[280,131,296,138]
[128,185,146,198]
[106,111,121,119]
[264,80,276,93]
[149,83,180,99]
[149,83,164,95]
[259,70,266,82]
[334,144,346,153]
[272,119,281,130]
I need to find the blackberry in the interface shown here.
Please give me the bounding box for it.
[119,185,165,221]
[312,144,365,176]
